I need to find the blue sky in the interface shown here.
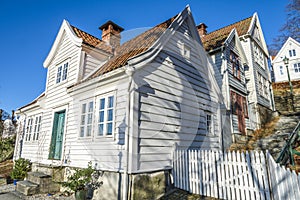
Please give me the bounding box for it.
[0,0,287,112]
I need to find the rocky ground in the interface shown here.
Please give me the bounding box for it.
[0,184,73,200]
[252,115,300,159]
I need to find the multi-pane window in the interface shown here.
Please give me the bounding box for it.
[280,66,284,75]
[231,91,248,118]
[206,114,213,135]
[80,101,94,137]
[25,115,42,142]
[289,49,296,57]
[25,118,33,141]
[257,73,268,98]
[294,63,300,73]
[254,44,265,68]
[230,51,240,79]
[33,116,42,140]
[98,96,114,136]
[79,95,115,138]
[56,62,68,84]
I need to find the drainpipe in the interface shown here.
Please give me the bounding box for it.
[14,110,26,160]
[123,65,135,200]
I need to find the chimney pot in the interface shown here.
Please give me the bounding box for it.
[197,23,208,38]
[99,21,124,49]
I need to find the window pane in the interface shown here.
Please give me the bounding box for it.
[98,124,104,136]
[80,127,85,137]
[81,115,85,125]
[82,104,86,113]
[88,102,93,112]
[99,111,104,122]
[87,125,92,136]
[107,123,113,135]
[107,109,113,121]
[108,96,114,108]
[87,113,93,124]
[100,98,105,109]
[293,49,296,56]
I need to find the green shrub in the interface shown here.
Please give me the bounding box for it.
[10,158,31,180]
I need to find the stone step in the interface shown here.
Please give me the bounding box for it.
[16,180,39,196]
[27,171,59,193]
[27,171,51,185]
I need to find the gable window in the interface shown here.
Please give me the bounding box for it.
[289,49,296,57]
[206,114,214,135]
[294,63,300,73]
[80,101,94,137]
[230,51,240,79]
[183,44,191,59]
[254,44,265,69]
[56,62,68,84]
[97,96,114,136]
[279,66,284,75]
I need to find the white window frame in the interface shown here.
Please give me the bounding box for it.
[33,115,42,141]
[206,113,214,136]
[79,100,94,138]
[95,93,116,138]
[294,63,300,73]
[279,66,284,75]
[182,44,191,59]
[25,117,33,141]
[56,60,69,84]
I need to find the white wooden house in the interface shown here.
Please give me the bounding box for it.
[272,37,300,83]
[198,13,275,134]
[198,23,250,143]
[14,6,225,199]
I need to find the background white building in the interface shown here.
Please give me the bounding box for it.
[272,37,300,83]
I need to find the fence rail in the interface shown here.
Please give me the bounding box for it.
[173,149,300,200]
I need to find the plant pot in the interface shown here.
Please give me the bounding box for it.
[13,179,19,186]
[75,190,87,200]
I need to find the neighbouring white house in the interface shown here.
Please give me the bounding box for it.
[272,37,300,83]
[198,22,250,142]
[198,13,275,134]
[14,6,226,199]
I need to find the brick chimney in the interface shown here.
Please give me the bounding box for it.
[99,21,124,48]
[197,23,208,38]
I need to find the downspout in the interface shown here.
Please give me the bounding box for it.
[14,110,26,160]
[123,65,135,200]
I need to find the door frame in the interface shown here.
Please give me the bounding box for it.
[49,105,68,160]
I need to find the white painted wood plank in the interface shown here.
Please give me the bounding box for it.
[246,152,256,200]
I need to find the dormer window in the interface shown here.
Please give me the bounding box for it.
[56,61,68,84]
[289,49,296,57]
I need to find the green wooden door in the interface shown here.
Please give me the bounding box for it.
[49,110,65,160]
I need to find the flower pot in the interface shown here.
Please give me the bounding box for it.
[75,190,87,200]
[13,179,19,186]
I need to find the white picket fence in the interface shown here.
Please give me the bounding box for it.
[267,152,300,199]
[173,149,300,200]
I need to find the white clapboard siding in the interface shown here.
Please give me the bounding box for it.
[136,18,222,172]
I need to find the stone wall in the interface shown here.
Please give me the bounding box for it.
[273,81,300,115]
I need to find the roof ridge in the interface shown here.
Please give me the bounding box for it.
[206,16,252,36]
[70,25,102,42]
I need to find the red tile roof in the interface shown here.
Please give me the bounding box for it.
[89,16,177,79]
[71,25,113,54]
[200,17,252,51]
